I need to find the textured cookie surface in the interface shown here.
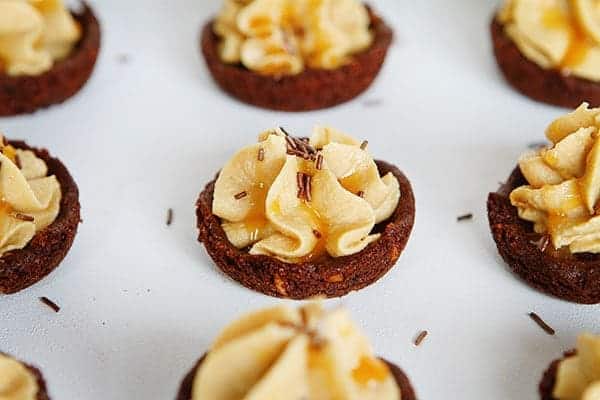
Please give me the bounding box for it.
[539,351,578,400]
[176,355,417,400]
[0,141,80,294]
[487,167,600,304]
[0,4,100,116]
[197,160,415,299]
[200,9,393,111]
[491,18,600,108]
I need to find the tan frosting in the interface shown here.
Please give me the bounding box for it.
[0,137,61,257]
[499,0,600,81]
[213,0,373,75]
[509,103,600,253]
[0,0,81,76]
[192,303,401,400]
[212,126,400,263]
[0,354,38,400]
[554,333,600,400]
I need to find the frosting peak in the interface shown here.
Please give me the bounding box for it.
[499,0,600,81]
[213,0,374,75]
[192,303,401,400]
[0,137,61,257]
[0,354,38,400]
[554,333,600,400]
[510,103,600,254]
[212,126,400,263]
[0,0,81,76]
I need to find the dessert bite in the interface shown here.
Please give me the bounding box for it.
[176,303,417,400]
[200,0,393,111]
[0,134,80,294]
[491,0,600,108]
[0,0,100,116]
[488,103,600,303]
[0,352,51,400]
[539,333,600,400]
[196,126,415,299]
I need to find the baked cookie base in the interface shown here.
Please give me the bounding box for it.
[200,9,393,111]
[196,160,415,299]
[176,355,417,400]
[491,17,600,108]
[487,167,600,304]
[0,4,101,116]
[0,141,81,294]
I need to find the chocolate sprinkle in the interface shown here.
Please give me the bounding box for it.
[39,296,60,313]
[360,140,369,150]
[315,153,323,170]
[313,229,322,238]
[529,312,556,335]
[13,213,34,222]
[304,174,312,202]
[531,235,550,253]
[457,213,473,222]
[528,142,548,150]
[296,172,305,199]
[258,147,265,161]
[166,208,173,226]
[414,330,428,346]
[357,190,365,198]
[279,126,291,136]
[234,191,248,200]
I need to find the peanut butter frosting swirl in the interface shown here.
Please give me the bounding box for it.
[498,0,600,82]
[0,354,38,400]
[213,0,374,75]
[509,103,600,253]
[554,333,600,400]
[0,136,61,257]
[192,303,401,400]
[0,0,81,76]
[212,126,400,263]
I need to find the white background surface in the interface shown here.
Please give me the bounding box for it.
[1,0,599,398]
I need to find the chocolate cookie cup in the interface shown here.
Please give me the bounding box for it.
[200,7,393,112]
[488,167,600,304]
[0,4,101,116]
[197,159,415,299]
[491,18,600,108]
[176,356,417,400]
[0,141,80,294]
[0,353,51,400]
[539,351,575,400]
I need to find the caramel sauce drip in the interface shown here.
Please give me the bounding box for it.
[0,201,13,220]
[340,168,369,197]
[542,5,593,70]
[351,356,390,386]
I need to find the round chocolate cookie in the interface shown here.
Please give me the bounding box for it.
[487,167,600,304]
[491,17,600,108]
[196,160,415,299]
[176,355,417,400]
[0,4,101,116]
[0,141,81,294]
[0,353,51,400]
[539,351,576,400]
[200,8,393,111]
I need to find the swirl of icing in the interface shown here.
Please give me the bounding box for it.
[509,103,600,253]
[0,138,61,256]
[192,303,401,400]
[213,0,373,75]
[0,0,81,76]
[499,0,600,82]
[212,126,400,263]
